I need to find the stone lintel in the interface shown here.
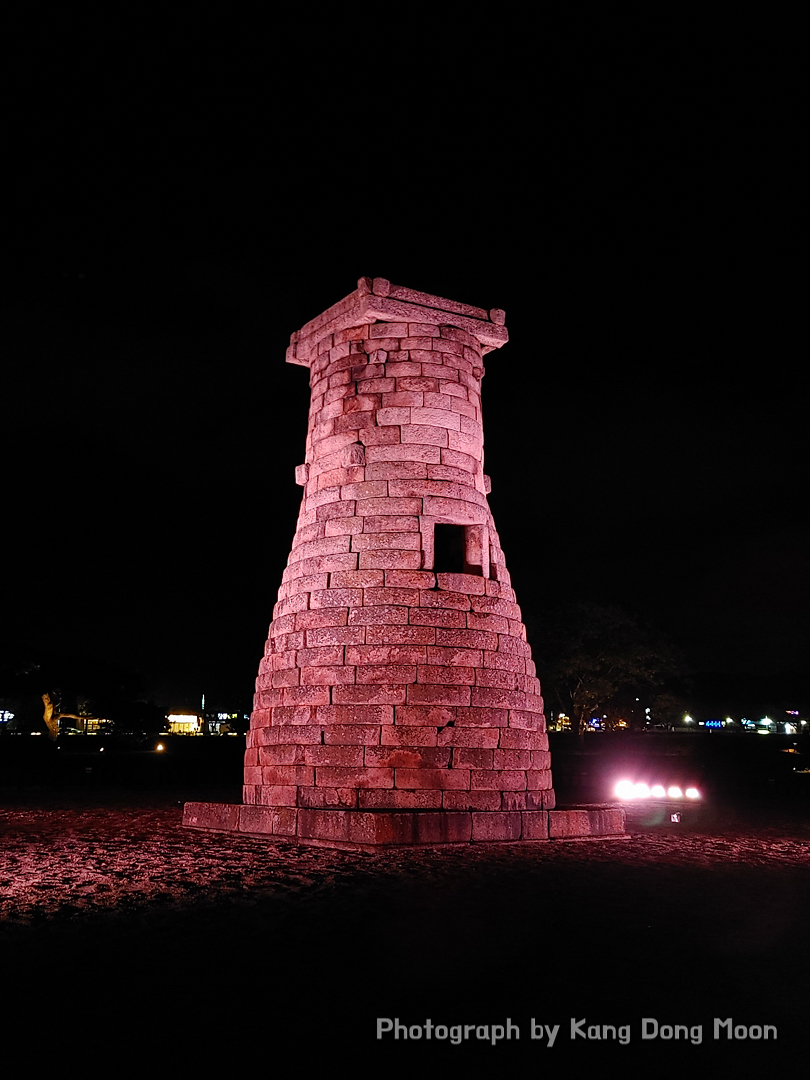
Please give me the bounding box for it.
[378,279,490,321]
[183,803,626,848]
[287,279,509,367]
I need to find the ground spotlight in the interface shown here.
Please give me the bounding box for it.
[614,780,701,802]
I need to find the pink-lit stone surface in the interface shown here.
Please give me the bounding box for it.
[189,279,618,846]
[5,800,810,924]
[4,797,806,1069]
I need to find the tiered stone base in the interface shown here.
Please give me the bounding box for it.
[182,802,626,851]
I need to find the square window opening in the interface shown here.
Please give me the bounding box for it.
[433,524,467,575]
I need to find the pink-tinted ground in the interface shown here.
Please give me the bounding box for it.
[2,796,810,924]
[2,790,809,1070]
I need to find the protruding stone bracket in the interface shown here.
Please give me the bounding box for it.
[341,443,366,466]
[286,343,308,368]
[294,464,309,486]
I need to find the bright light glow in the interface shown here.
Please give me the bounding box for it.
[616,780,698,801]
[683,715,693,724]
[155,743,165,752]
[167,713,201,735]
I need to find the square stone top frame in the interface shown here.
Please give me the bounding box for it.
[286,276,509,367]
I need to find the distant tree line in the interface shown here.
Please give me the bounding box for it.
[526,603,689,735]
[0,643,165,737]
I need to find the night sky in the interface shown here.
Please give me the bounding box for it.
[3,135,805,716]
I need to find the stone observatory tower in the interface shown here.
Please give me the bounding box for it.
[184,278,624,848]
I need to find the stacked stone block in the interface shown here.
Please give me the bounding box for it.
[242,277,554,844]
[183,276,626,846]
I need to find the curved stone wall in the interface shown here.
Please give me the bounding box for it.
[242,278,554,843]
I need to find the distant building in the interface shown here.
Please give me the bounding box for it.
[167,712,204,735]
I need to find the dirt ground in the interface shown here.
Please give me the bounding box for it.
[2,788,808,1071]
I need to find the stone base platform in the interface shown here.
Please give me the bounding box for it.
[182,803,626,851]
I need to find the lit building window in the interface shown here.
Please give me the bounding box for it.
[167,713,203,735]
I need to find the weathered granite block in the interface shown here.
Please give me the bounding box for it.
[548,809,626,839]
[183,802,240,833]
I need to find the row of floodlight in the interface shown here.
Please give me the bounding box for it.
[614,780,701,801]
